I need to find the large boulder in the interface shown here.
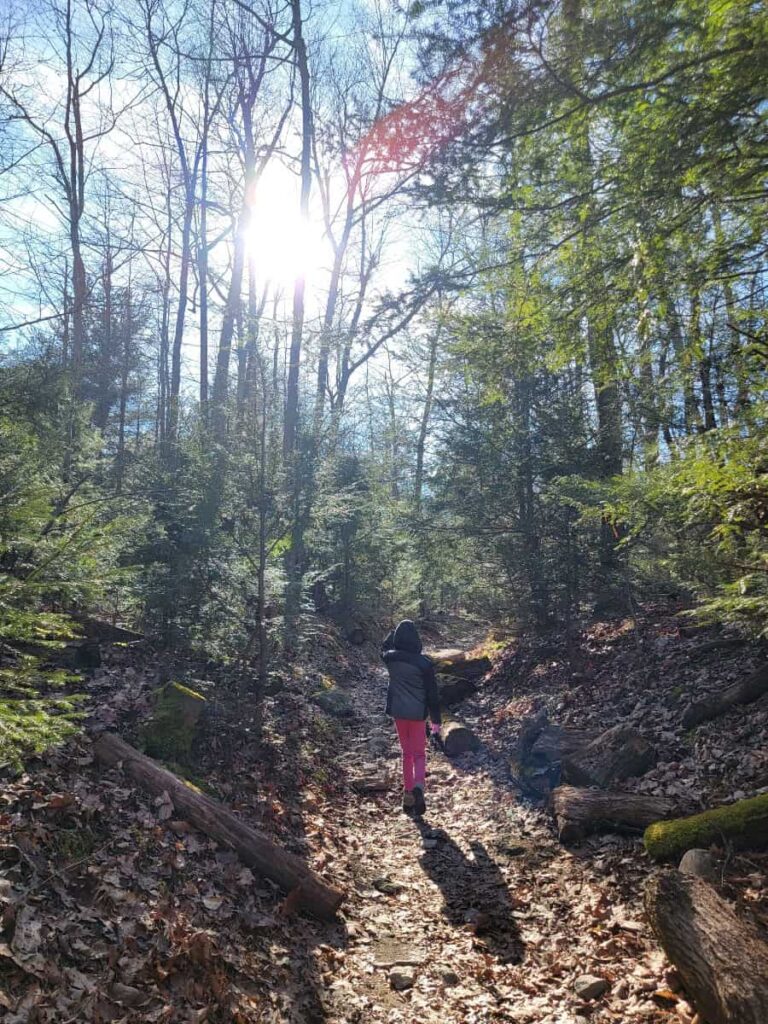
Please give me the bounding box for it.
[140,682,206,763]
[311,686,354,718]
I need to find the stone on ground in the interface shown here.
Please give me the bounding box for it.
[679,848,719,882]
[573,974,609,1000]
[389,967,416,991]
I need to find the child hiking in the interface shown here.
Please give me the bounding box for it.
[381,619,442,816]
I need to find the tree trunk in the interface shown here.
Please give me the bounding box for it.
[645,870,768,1024]
[551,785,676,843]
[199,139,209,417]
[211,205,248,434]
[167,199,194,444]
[283,0,312,458]
[415,327,439,510]
[116,288,132,491]
[93,732,344,920]
[670,291,700,435]
[682,663,768,728]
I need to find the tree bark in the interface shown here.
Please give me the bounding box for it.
[562,724,656,788]
[283,0,312,458]
[551,785,676,843]
[414,327,439,510]
[93,732,344,920]
[441,718,480,757]
[645,870,768,1024]
[436,674,476,707]
[682,663,768,728]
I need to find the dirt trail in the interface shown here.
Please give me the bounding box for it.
[319,658,676,1024]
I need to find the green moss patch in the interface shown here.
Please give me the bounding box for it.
[139,682,206,764]
[644,792,768,861]
[310,686,353,718]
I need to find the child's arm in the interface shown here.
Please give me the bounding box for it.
[423,660,442,726]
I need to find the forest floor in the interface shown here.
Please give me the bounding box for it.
[1,607,767,1022]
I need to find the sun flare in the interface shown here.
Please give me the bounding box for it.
[247,163,326,289]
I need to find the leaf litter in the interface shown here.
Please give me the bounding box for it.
[0,610,765,1021]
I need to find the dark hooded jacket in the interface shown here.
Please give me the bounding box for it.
[381,620,441,724]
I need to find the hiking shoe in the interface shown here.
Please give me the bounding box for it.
[402,790,416,812]
[412,786,426,817]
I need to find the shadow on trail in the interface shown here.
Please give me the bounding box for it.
[200,694,348,1024]
[434,729,554,806]
[409,817,524,965]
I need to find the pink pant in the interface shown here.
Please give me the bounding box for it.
[395,719,426,790]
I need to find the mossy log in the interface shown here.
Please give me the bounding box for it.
[441,718,481,757]
[93,731,344,920]
[432,649,491,681]
[644,792,768,861]
[551,785,677,843]
[140,682,206,762]
[682,663,768,729]
[645,870,768,1024]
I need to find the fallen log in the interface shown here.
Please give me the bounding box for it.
[431,649,491,681]
[644,792,768,861]
[551,785,676,843]
[645,870,768,1024]
[529,724,596,766]
[562,724,655,788]
[686,636,748,660]
[71,613,144,644]
[93,732,344,920]
[682,662,768,728]
[441,718,481,757]
[436,673,476,706]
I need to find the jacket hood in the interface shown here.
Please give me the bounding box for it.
[393,619,422,654]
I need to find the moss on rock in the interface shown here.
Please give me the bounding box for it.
[311,686,353,718]
[139,682,206,763]
[644,793,768,861]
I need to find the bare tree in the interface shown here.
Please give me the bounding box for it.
[0,0,115,388]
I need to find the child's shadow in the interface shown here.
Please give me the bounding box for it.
[409,818,524,964]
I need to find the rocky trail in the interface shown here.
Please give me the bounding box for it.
[1,610,767,1022]
[319,654,678,1024]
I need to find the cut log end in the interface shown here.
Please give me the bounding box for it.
[441,719,481,757]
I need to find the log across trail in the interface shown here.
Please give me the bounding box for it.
[551,785,676,843]
[93,731,344,920]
